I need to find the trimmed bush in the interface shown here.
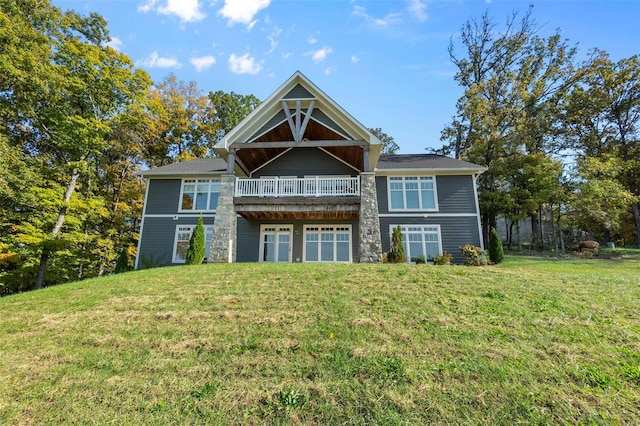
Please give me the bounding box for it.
[387,225,406,263]
[459,244,487,266]
[413,255,426,264]
[186,217,205,265]
[433,252,452,265]
[488,228,504,264]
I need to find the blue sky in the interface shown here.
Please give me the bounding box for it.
[53,0,640,154]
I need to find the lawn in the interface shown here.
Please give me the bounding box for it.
[1,255,639,425]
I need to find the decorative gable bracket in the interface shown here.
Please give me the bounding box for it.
[282,100,315,142]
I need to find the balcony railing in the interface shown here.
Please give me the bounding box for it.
[235,176,360,197]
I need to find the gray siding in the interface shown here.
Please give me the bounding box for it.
[254,147,356,177]
[283,84,314,99]
[237,218,360,262]
[376,175,477,214]
[145,179,182,215]
[138,216,216,266]
[380,216,481,264]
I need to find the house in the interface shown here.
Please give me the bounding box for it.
[135,71,485,268]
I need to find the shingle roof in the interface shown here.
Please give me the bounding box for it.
[140,158,227,177]
[376,154,486,172]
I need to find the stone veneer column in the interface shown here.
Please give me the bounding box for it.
[209,174,237,263]
[358,172,383,263]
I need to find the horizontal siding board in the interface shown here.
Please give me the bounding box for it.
[254,147,356,177]
[437,175,477,213]
[145,179,182,215]
[379,216,481,264]
[138,216,216,266]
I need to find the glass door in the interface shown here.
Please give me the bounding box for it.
[259,225,293,262]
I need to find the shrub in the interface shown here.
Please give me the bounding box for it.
[412,255,426,264]
[488,228,504,264]
[185,217,205,265]
[459,244,487,266]
[114,248,130,274]
[433,252,452,265]
[386,225,406,263]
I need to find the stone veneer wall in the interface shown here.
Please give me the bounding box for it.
[358,172,383,262]
[209,174,236,262]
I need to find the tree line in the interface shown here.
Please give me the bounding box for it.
[0,0,259,294]
[438,7,639,251]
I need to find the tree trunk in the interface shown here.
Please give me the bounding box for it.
[33,166,81,290]
[633,201,640,249]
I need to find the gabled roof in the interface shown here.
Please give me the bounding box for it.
[214,71,381,174]
[376,154,486,173]
[140,158,227,177]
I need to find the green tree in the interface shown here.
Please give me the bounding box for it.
[369,128,400,155]
[209,90,261,143]
[387,226,406,263]
[488,228,504,264]
[185,217,205,265]
[114,248,130,273]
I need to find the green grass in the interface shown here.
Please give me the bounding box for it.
[1,255,639,424]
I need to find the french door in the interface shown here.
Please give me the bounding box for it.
[259,225,293,262]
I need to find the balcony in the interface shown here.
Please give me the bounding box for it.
[234,176,361,220]
[235,176,360,198]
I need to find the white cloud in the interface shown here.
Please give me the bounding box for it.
[307,36,318,45]
[190,55,216,72]
[282,52,292,60]
[266,27,282,55]
[219,0,271,26]
[138,0,205,23]
[352,4,402,28]
[139,51,183,68]
[138,0,156,13]
[307,46,333,63]
[351,55,360,63]
[228,53,263,74]
[408,0,427,22]
[105,36,123,50]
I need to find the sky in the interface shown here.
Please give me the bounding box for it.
[52,0,640,154]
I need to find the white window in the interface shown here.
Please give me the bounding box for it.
[173,225,214,263]
[259,225,292,262]
[179,179,221,211]
[303,225,352,262]
[388,176,438,211]
[391,225,442,263]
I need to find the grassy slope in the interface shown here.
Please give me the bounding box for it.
[1,256,639,425]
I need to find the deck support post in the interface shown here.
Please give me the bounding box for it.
[209,174,237,263]
[358,172,382,262]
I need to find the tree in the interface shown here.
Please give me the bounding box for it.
[442,7,578,246]
[185,217,205,265]
[114,248,130,273]
[387,225,406,263]
[564,52,640,247]
[488,228,504,264]
[369,128,400,155]
[209,90,261,143]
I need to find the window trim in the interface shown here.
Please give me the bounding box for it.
[259,225,293,263]
[302,224,353,263]
[387,176,439,212]
[172,224,214,263]
[178,178,221,213]
[389,224,443,263]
